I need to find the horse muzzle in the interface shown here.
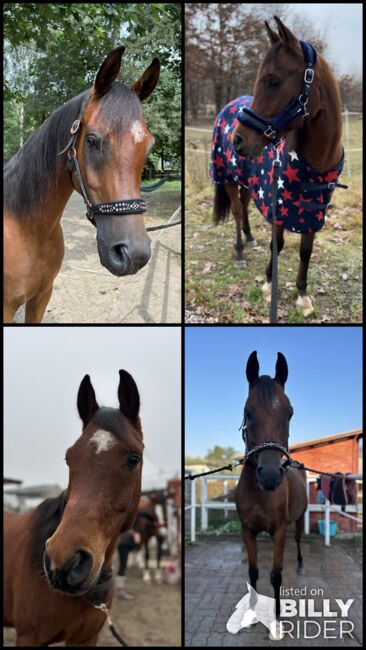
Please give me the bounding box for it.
[43,548,96,595]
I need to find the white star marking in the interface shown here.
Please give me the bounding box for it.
[288,151,299,161]
[224,124,230,134]
[277,178,285,189]
[261,169,265,175]
[232,155,237,166]
[258,188,264,199]
[90,430,116,455]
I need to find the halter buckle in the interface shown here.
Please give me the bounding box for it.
[304,68,314,84]
[70,119,81,134]
[264,125,276,139]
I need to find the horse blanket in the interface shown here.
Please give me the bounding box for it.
[210,96,344,234]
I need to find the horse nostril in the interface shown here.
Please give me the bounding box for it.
[65,550,93,588]
[233,133,244,152]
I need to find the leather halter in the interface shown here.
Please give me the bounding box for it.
[237,41,317,144]
[59,91,146,227]
[241,420,290,468]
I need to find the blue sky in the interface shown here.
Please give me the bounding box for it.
[185,327,362,457]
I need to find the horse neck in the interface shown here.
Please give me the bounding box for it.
[295,61,343,173]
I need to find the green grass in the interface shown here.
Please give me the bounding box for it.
[142,179,181,194]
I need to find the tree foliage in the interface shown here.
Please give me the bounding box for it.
[4,3,181,166]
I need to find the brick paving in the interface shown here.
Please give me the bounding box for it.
[185,533,362,647]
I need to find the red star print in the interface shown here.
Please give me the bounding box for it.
[213,155,225,170]
[283,189,292,201]
[268,148,274,159]
[283,164,301,184]
[324,169,339,183]
[280,205,289,217]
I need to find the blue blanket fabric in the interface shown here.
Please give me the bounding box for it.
[210,96,344,234]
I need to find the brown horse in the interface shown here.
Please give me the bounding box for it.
[4,46,160,323]
[133,491,168,583]
[235,351,307,640]
[214,16,343,317]
[4,370,144,646]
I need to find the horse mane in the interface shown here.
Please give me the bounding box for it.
[4,81,142,221]
[29,492,65,569]
[255,375,278,405]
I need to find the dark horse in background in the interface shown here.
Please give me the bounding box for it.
[234,351,307,640]
[213,17,344,317]
[4,370,144,646]
[133,489,169,583]
[4,46,160,323]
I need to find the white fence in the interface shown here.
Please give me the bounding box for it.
[185,472,363,546]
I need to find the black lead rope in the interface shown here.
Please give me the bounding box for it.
[94,603,128,647]
[270,154,281,324]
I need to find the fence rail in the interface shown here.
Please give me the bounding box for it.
[185,472,363,546]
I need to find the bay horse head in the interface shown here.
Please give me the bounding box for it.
[244,351,293,491]
[232,16,321,158]
[44,370,144,596]
[66,46,160,276]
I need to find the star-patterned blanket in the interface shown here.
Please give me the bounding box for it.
[210,96,344,234]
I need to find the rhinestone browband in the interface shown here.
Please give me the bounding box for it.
[89,199,147,218]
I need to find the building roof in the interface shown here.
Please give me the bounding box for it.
[3,478,22,485]
[289,428,362,451]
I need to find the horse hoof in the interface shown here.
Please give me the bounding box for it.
[246,239,257,248]
[297,566,305,576]
[261,281,272,303]
[234,260,246,268]
[296,295,314,317]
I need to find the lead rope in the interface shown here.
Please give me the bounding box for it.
[270,146,282,324]
[94,603,128,647]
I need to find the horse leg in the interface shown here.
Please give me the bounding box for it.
[239,187,256,248]
[296,233,315,316]
[65,634,99,647]
[3,304,16,323]
[241,526,259,624]
[262,225,285,302]
[155,536,163,583]
[295,514,305,575]
[269,525,287,640]
[224,185,245,267]
[142,541,151,583]
[16,635,45,647]
[24,286,53,324]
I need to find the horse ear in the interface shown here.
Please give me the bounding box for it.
[273,16,299,50]
[265,20,280,45]
[246,351,259,386]
[94,46,125,98]
[77,375,99,428]
[118,370,140,423]
[274,352,288,387]
[131,58,160,101]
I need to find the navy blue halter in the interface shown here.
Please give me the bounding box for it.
[237,41,317,143]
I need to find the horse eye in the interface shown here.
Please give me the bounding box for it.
[268,77,280,88]
[127,452,141,468]
[86,135,98,149]
[244,408,253,421]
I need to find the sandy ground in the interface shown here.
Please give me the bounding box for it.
[3,565,181,647]
[13,191,181,324]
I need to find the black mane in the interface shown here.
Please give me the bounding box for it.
[4,81,142,220]
[29,492,65,569]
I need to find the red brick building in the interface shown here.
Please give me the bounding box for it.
[289,429,362,533]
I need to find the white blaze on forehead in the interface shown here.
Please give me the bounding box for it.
[90,429,116,454]
[130,120,146,143]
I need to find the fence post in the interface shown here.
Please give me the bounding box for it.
[304,474,310,534]
[344,106,350,177]
[191,479,196,543]
[325,499,330,547]
[224,480,228,518]
[201,477,208,530]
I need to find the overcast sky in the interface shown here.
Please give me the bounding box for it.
[4,327,181,492]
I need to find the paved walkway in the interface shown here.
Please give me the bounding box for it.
[185,534,362,647]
